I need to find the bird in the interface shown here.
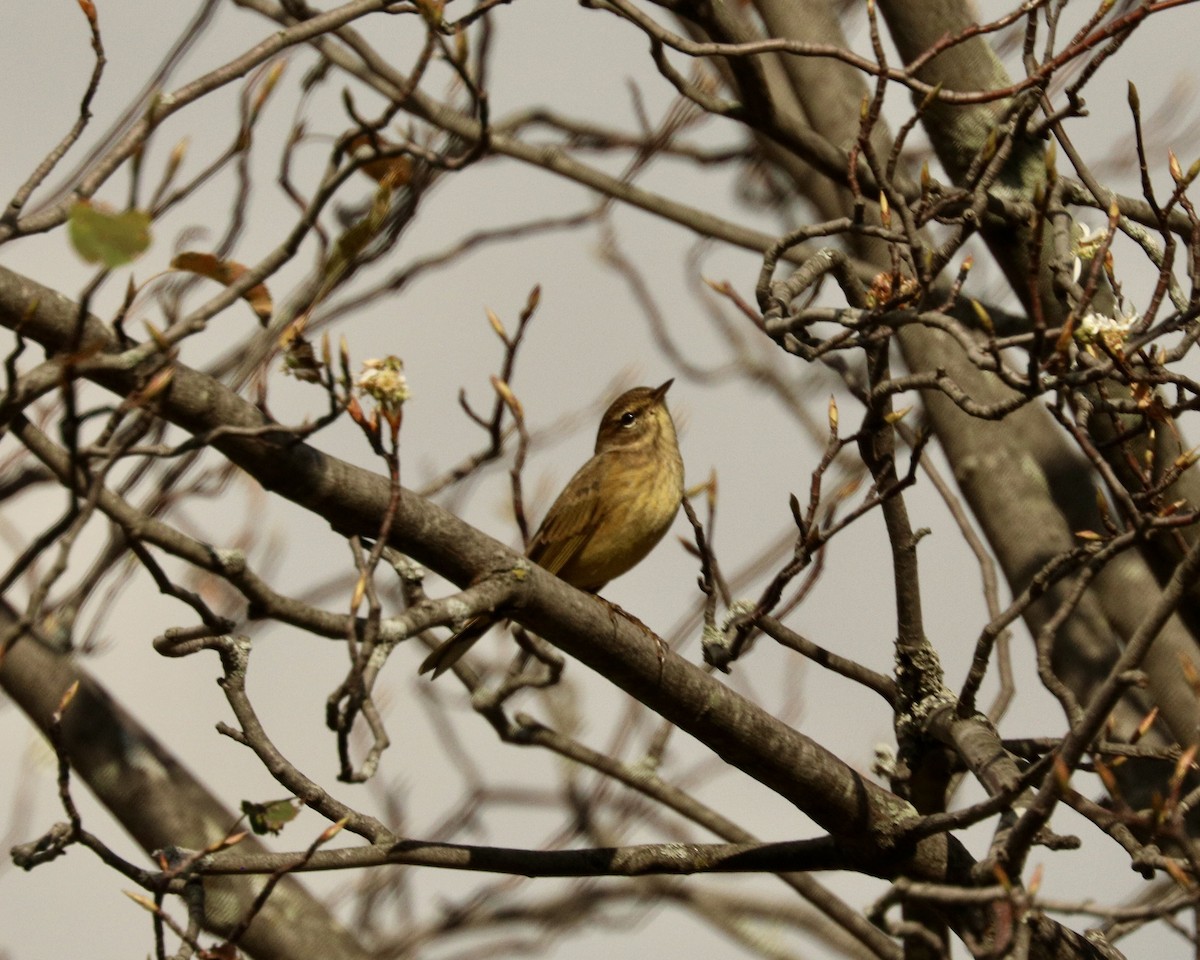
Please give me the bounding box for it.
[419,379,684,678]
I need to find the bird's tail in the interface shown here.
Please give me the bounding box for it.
[418,616,494,678]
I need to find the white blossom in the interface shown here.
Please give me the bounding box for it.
[1071,223,1107,283]
[356,355,410,414]
[1075,305,1138,345]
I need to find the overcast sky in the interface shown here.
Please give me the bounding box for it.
[3,2,1200,958]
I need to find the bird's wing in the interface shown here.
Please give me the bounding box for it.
[526,458,604,576]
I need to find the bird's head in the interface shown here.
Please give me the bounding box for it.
[594,379,676,454]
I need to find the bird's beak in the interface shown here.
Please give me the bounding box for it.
[652,379,674,401]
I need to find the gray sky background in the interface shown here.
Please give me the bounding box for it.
[3,1,1200,957]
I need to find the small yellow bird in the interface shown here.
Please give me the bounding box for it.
[420,380,684,678]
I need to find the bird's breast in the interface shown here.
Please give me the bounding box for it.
[557,442,684,590]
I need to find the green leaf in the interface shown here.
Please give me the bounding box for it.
[68,201,151,268]
[241,798,300,835]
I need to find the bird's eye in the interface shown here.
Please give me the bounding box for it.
[620,411,637,427]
